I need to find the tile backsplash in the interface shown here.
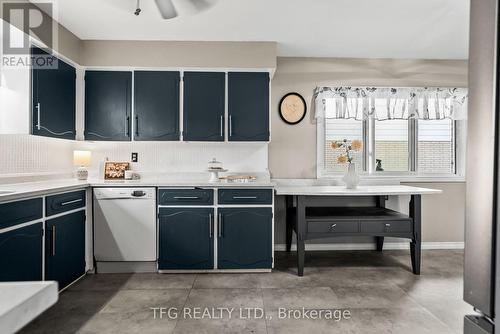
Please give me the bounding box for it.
[0,134,75,177]
[0,135,269,180]
[76,141,268,176]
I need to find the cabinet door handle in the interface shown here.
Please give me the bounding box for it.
[36,102,41,130]
[52,226,56,256]
[126,116,130,136]
[209,213,213,238]
[218,212,223,237]
[60,198,82,206]
[173,196,200,200]
[135,116,139,136]
[233,196,257,199]
[220,115,223,137]
[229,115,232,137]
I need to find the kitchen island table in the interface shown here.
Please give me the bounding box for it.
[275,185,441,276]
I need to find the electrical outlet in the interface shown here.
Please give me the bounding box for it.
[131,152,138,162]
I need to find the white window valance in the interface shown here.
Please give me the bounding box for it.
[313,87,468,120]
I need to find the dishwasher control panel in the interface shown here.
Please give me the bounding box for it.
[93,187,155,200]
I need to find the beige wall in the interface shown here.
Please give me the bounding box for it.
[270,57,467,245]
[56,25,82,63]
[269,57,468,179]
[80,41,277,69]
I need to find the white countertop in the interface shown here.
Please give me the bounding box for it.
[0,179,89,202]
[0,281,58,334]
[274,185,442,196]
[0,177,274,202]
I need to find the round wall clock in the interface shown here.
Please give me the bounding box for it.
[279,92,307,125]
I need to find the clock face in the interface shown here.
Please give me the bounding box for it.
[279,93,306,125]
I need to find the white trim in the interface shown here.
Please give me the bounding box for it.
[275,241,464,251]
[83,66,275,73]
[0,220,42,234]
[158,269,271,274]
[179,70,184,141]
[317,174,466,183]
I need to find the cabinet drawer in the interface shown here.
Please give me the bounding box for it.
[360,220,413,234]
[0,198,43,230]
[159,189,213,206]
[307,220,359,234]
[218,189,272,205]
[46,190,86,216]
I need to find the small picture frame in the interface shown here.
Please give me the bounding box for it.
[104,162,130,180]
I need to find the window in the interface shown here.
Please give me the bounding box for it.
[417,119,455,174]
[374,119,409,172]
[325,118,363,172]
[319,101,465,179]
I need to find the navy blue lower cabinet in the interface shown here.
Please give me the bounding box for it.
[0,223,43,281]
[46,211,86,290]
[159,208,214,270]
[217,208,272,269]
[0,197,42,230]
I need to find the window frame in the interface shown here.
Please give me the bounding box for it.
[317,115,466,182]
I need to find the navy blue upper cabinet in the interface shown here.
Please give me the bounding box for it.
[218,208,272,269]
[134,71,180,141]
[228,72,270,141]
[183,72,225,141]
[46,210,86,290]
[31,47,76,140]
[158,208,214,270]
[85,71,132,141]
[0,223,43,282]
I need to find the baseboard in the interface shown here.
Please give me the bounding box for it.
[274,241,464,251]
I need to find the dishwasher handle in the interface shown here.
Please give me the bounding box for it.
[131,190,146,197]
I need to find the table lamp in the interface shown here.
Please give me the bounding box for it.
[74,150,91,180]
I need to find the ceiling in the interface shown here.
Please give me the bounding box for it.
[50,0,470,59]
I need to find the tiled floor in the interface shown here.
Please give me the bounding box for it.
[20,250,470,334]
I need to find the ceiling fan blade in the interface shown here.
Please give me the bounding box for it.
[185,0,212,11]
[154,0,177,19]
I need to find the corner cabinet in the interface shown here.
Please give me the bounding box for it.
[134,71,180,141]
[84,71,132,141]
[0,190,87,289]
[183,72,225,141]
[31,46,76,140]
[158,208,214,270]
[228,72,270,141]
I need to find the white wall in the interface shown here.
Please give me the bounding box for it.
[0,21,31,134]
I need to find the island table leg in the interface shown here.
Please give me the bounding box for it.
[285,195,293,252]
[409,194,422,275]
[296,195,306,276]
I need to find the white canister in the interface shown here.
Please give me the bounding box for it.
[124,170,133,180]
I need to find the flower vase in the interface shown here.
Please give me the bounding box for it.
[342,163,360,189]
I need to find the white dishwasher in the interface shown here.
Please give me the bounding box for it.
[93,188,156,273]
